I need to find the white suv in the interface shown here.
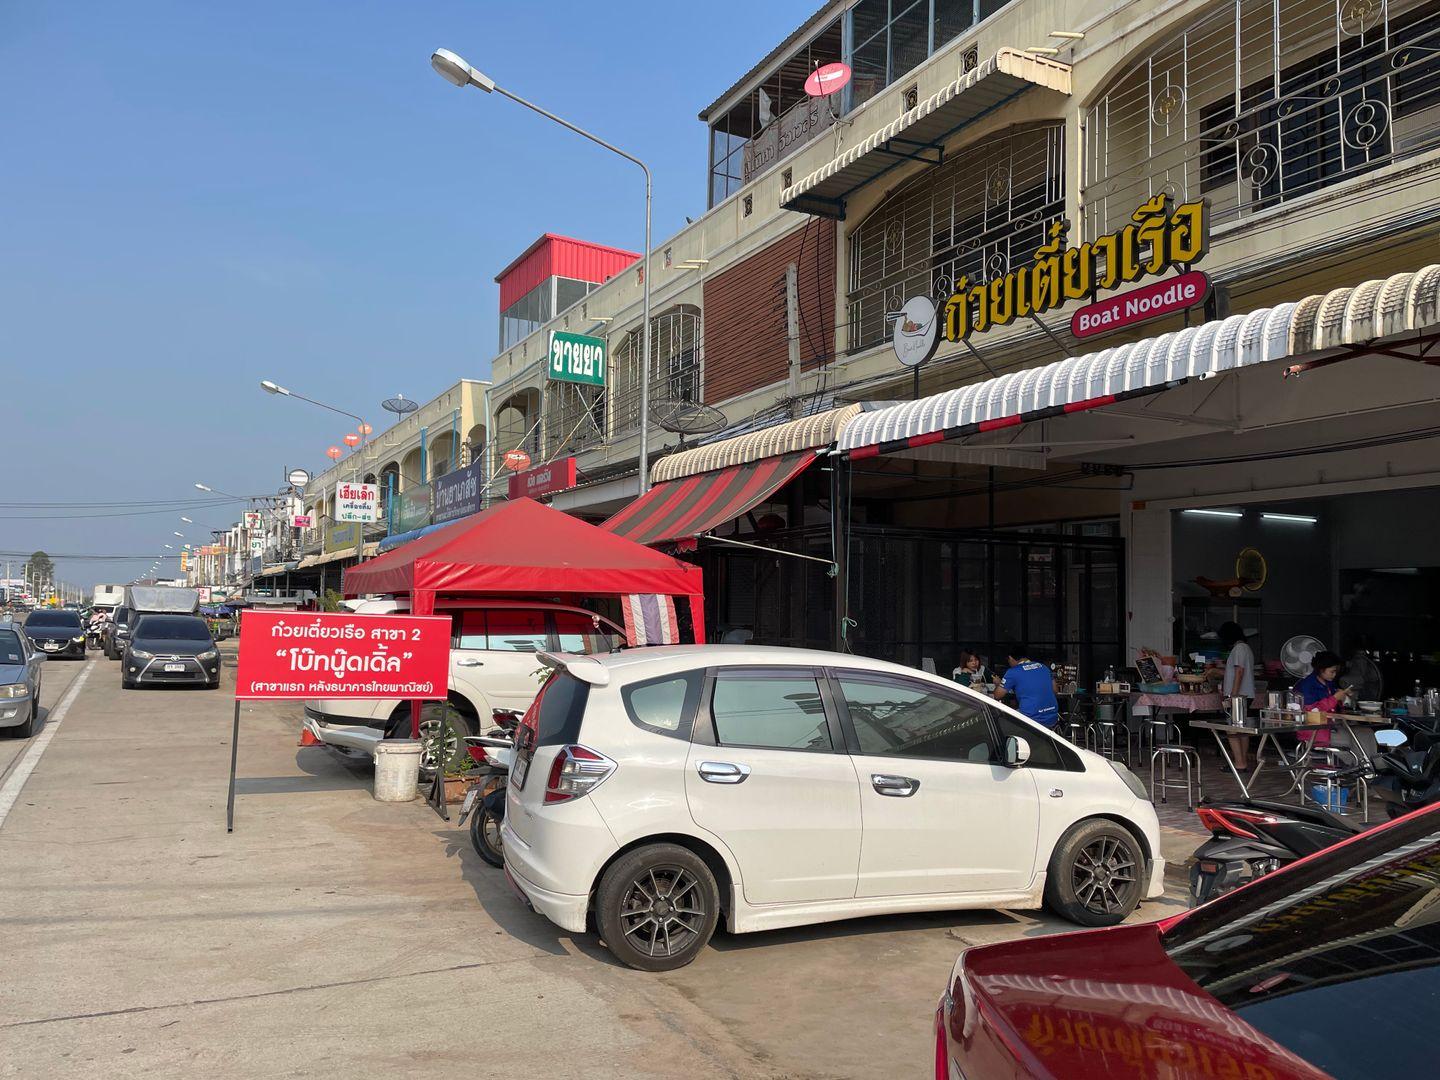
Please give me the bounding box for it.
[503,645,1164,970]
[302,598,624,768]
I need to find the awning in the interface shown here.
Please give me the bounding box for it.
[378,520,457,553]
[652,404,860,482]
[294,543,380,569]
[602,450,817,546]
[837,263,1440,457]
[780,49,1071,219]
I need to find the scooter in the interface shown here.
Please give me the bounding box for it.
[458,709,522,868]
[86,623,106,651]
[1189,727,1414,905]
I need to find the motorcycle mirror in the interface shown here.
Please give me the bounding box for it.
[1375,729,1407,748]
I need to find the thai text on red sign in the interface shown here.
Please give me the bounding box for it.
[1071,271,1210,339]
[508,457,578,501]
[234,610,451,700]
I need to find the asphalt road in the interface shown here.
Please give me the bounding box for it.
[0,648,1189,1079]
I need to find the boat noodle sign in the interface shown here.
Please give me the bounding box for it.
[234,610,451,699]
[943,194,1209,342]
[1071,271,1210,339]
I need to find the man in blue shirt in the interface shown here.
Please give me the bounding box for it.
[994,646,1059,728]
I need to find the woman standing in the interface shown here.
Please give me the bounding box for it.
[1218,621,1256,770]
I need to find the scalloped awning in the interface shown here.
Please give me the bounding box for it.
[651,404,860,483]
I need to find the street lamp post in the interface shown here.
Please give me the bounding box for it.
[430,48,654,493]
[260,381,370,577]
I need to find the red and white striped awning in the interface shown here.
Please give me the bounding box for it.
[837,264,1440,458]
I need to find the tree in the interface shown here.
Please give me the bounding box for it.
[23,551,54,595]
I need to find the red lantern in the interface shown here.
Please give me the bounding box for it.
[502,449,531,471]
[357,423,373,436]
[343,433,361,447]
[326,446,343,460]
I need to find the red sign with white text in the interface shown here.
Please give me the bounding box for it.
[1070,271,1210,339]
[508,457,578,501]
[234,610,451,700]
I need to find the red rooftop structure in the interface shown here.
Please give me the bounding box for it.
[496,234,639,349]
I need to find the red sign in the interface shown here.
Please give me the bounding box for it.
[234,610,451,700]
[502,449,531,471]
[805,62,852,97]
[1071,271,1210,339]
[508,457,578,501]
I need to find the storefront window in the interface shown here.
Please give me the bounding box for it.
[1083,0,1440,235]
[847,124,1064,351]
[543,382,605,458]
[845,1,1018,110]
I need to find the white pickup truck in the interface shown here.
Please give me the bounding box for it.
[301,597,626,770]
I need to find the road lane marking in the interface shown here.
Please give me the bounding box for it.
[0,658,95,831]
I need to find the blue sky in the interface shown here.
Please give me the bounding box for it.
[1,0,809,587]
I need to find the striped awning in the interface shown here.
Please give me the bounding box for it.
[602,450,817,546]
[652,404,860,482]
[838,263,1440,457]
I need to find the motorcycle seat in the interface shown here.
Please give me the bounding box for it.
[1242,798,1364,834]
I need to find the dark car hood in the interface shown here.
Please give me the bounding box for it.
[131,639,213,654]
[951,923,1330,1080]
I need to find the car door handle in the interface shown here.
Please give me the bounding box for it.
[697,761,750,784]
[871,773,921,797]
[455,658,484,667]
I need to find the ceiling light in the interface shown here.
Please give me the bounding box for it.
[1261,512,1318,524]
[1182,508,1244,519]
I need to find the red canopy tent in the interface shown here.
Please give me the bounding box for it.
[342,497,705,641]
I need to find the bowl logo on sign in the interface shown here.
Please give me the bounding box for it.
[890,296,941,368]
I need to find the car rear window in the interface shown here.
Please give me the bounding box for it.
[133,615,210,640]
[1163,810,1440,1078]
[530,672,590,748]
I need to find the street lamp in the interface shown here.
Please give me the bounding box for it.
[430,47,654,493]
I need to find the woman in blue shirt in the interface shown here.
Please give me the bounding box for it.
[1295,650,1352,750]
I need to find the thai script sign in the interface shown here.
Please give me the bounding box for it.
[334,481,380,523]
[743,97,834,184]
[393,483,432,533]
[508,457,578,501]
[944,195,1209,343]
[292,514,313,529]
[433,459,483,524]
[1071,271,1210,339]
[548,330,606,387]
[234,610,450,699]
[244,511,264,531]
[324,521,361,552]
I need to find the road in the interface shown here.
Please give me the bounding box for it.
[0,649,1191,1079]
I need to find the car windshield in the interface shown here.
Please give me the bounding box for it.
[1163,807,1440,1078]
[133,616,210,641]
[0,629,24,664]
[26,611,82,629]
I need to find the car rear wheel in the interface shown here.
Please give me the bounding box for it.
[596,844,720,972]
[1044,819,1144,927]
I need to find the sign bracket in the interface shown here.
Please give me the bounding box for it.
[1029,312,1074,358]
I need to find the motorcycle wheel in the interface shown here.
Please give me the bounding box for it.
[469,804,504,868]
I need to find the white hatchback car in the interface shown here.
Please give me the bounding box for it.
[503,645,1164,970]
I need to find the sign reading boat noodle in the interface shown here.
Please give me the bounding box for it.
[943,194,1208,343]
[234,610,451,699]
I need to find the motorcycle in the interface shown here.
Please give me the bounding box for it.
[1188,727,1421,905]
[458,709,522,868]
[86,623,106,651]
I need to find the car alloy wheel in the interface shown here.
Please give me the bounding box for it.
[617,864,709,960]
[1072,834,1138,916]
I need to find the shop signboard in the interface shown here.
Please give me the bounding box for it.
[1071,271,1210,339]
[234,610,451,700]
[742,96,834,184]
[433,459,483,525]
[943,194,1209,343]
[248,535,265,556]
[244,511,264,532]
[325,521,361,552]
[891,296,941,368]
[334,481,379,523]
[393,483,432,533]
[292,513,313,529]
[507,457,578,501]
[547,330,606,387]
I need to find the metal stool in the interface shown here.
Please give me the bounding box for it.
[1058,695,1089,745]
[1132,716,1172,761]
[1150,724,1204,809]
[1086,719,1129,763]
[1298,746,1369,822]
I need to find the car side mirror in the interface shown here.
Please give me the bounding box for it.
[33,652,46,662]
[1004,735,1030,767]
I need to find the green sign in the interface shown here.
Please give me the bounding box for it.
[394,484,432,533]
[548,330,606,387]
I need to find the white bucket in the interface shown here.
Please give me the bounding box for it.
[373,740,422,802]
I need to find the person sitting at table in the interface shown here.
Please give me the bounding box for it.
[1215,621,1256,770]
[953,650,991,688]
[994,646,1059,729]
[1295,651,1353,750]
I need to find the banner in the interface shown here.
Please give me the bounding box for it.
[507,457,578,501]
[325,521,362,552]
[433,459,483,525]
[335,481,380,523]
[234,610,451,699]
[393,483,432,533]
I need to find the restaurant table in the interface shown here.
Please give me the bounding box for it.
[1192,710,1394,799]
[1131,690,1224,714]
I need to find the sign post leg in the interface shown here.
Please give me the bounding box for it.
[226,698,241,833]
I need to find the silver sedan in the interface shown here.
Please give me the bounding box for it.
[0,623,43,737]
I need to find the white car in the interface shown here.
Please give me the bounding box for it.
[503,645,1164,971]
[302,598,624,769]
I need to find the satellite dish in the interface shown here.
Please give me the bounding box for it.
[382,395,418,417]
[805,62,852,98]
[1280,635,1326,679]
[652,397,727,445]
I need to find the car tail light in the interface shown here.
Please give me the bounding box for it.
[544,745,616,804]
[1196,806,1284,839]
[934,1010,947,1079]
[466,744,488,765]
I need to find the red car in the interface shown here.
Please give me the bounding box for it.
[935,801,1440,1079]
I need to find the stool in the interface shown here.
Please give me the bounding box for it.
[1086,719,1128,763]
[1132,717,1173,760]
[1298,747,1368,822]
[1150,741,1204,809]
